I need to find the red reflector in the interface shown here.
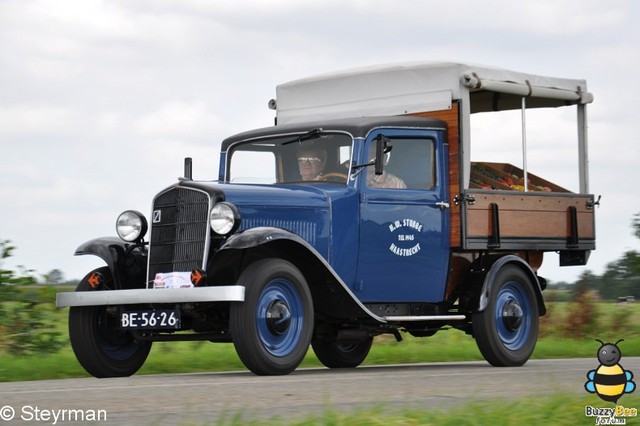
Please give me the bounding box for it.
[191,269,205,286]
[87,271,103,289]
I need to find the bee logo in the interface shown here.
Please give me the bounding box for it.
[585,339,636,404]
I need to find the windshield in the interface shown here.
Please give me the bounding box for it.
[227,132,353,184]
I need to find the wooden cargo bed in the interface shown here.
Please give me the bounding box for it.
[411,106,595,256]
[461,190,596,251]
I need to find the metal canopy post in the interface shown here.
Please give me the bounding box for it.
[577,103,589,194]
[521,97,528,192]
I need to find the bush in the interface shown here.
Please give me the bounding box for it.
[564,281,599,338]
[0,240,64,356]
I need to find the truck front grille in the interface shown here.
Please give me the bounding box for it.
[147,187,210,286]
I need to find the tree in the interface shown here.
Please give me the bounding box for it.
[633,212,640,240]
[593,213,640,300]
[0,240,36,289]
[43,269,65,285]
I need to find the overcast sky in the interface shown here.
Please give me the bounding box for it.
[1,0,639,285]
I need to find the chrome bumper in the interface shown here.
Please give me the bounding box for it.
[56,286,245,308]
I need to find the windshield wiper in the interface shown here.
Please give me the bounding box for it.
[281,128,324,145]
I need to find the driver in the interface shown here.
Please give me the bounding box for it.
[298,147,326,181]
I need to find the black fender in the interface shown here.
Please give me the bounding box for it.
[210,227,385,324]
[461,255,546,316]
[74,237,147,290]
[220,226,302,250]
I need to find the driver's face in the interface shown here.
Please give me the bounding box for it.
[298,152,323,180]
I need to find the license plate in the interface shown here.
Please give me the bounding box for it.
[120,309,181,330]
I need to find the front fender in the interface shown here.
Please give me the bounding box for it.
[75,237,147,290]
[220,226,305,250]
[211,227,385,323]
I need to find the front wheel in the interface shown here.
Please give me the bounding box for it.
[69,267,152,378]
[230,259,314,375]
[472,265,539,367]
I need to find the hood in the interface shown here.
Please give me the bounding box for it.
[175,180,357,253]
[176,179,354,208]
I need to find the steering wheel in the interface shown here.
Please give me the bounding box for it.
[318,172,348,182]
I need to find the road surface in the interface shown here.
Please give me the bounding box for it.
[1,358,638,425]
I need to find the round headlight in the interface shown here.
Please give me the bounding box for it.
[210,202,239,235]
[116,210,148,242]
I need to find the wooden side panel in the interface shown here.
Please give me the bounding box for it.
[410,102,461,247]
[464,191,595,249]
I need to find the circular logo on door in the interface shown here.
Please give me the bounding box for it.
[388,218,423,257]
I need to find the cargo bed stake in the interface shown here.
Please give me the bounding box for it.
[488,203,501,248]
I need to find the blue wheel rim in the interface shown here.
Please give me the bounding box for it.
[494,282,532,351]
[256,278,305,357]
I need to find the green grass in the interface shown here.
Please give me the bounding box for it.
[1,301,639,382]
[192,394,623,425]
[270,395,599,426]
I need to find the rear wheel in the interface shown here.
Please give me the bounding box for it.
[472,265,539,366]
[69,267,152,378]
[312,337,373,368]
[230,259,314,375]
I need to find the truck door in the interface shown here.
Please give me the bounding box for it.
[354,129,450,303]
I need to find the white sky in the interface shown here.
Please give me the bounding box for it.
[1,0,639,284]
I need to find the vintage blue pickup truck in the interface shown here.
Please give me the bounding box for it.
[57,62,597,377]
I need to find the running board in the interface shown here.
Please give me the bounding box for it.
[384,314,467,322]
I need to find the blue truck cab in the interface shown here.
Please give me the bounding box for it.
[220,117,451,304]
[57,62,597,377]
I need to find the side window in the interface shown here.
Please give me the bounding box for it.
[366,138,436,190]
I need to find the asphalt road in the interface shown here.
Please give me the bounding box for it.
[1,358,638,425]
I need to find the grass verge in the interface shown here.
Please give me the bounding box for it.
[194,394,622,426]
[1,302,639,382]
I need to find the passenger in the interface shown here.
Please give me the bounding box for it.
[366,145,406,189]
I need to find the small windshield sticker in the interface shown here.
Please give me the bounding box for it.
[388,219,423,257]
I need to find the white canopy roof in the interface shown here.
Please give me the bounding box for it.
[272,62,592,194]
[273,61,592,125]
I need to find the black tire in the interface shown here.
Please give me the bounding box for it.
[230,259,314,375]
[69,267,152,378]
[472,265,539,367]
[312,337,373,368]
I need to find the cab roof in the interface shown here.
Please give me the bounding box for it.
[220,115,446,152]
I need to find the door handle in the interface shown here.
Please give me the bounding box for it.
[436,201,450,210]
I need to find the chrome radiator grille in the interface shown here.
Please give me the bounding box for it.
[147,187,210,284]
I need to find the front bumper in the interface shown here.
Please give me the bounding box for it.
[56,286,245,308]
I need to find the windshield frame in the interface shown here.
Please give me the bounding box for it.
[225,131,355,185]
